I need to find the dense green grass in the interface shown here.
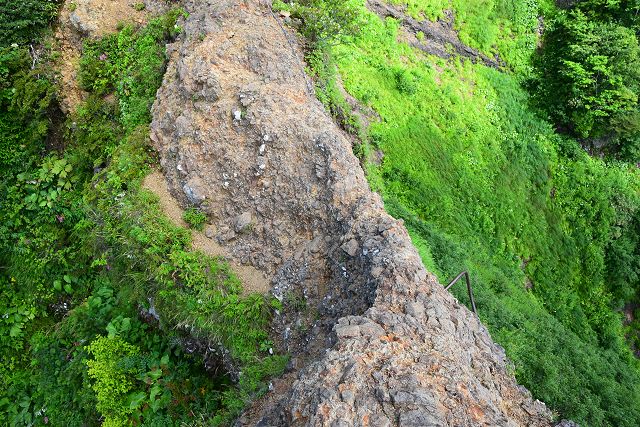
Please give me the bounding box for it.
[326,5,640,426]
[385,0,557,72]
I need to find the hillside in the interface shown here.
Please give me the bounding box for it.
[1,0,640,426]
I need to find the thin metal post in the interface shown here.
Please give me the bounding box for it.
[445,271,478,315]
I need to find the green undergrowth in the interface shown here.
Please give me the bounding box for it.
[1,9,285,426]
[285,1,640,425]
[386,0,557,73]
[0,0,61,47]
[183,207,208,231]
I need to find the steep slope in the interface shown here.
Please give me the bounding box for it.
[150,0,552,425]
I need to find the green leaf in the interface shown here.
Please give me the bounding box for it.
[148,368,162,381]
[160,354,170,367]
[54,279,62,291]
[121,317,131,332]
[63,274,72,283]
[64,284,73,294]
[149,383,162,401]
[127,391,147,410]
[106,322,117,338]
[9,324,22,337]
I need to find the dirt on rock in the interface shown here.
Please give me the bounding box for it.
[53,0,163,113]
[149,0,552,425]
[142,171,271,295]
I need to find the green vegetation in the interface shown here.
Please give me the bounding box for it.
[183,207,208,231]
[279,0,640,425]
[386,0,557,72]
[531,2,640,158]
[0,0,61,47]
[1,8,285,426]
[4,0,640,425]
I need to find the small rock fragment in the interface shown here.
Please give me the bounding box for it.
[234,211,253,233]
[341,239,359,257]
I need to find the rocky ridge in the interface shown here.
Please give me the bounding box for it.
[150,0,553,425]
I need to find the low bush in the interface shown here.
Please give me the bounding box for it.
[183,207,207,230]
[0,0,61,47]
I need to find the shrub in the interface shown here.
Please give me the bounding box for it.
[531,10,640,155]
[0,0,61,47]
[86,336,140,424]
[183,207,207,230]
[274,0,364,49]
[0,47,57,170]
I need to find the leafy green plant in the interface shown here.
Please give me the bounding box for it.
[274,0,364,49]
[86,335,140,426]
[0,0,61,47]
[19,157,76,209]
[183,207,207,230]
[79,9,186,130]
[1,46,57,170]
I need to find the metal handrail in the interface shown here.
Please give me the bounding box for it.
[445,271,478,315]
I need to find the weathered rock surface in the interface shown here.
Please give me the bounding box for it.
[150,0,552,425]
[68,0,154,38]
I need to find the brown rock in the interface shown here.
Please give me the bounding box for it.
[149,1,553,426]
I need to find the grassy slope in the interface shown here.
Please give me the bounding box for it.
[333,3,640,425]
[388,0,556,72]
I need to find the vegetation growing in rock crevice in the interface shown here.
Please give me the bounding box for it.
[1,7,285,426]
[280,0,640,425]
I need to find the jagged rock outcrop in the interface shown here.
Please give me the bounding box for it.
[150,0,552,425]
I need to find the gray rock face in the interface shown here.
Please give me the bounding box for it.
[234,211,253,233]
[150,1,553,426]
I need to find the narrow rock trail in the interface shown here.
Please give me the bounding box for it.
[149,0,551,425]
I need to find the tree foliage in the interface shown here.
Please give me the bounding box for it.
[0,0,61,47]
[274,0,364,48]
[532,5,640,157]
